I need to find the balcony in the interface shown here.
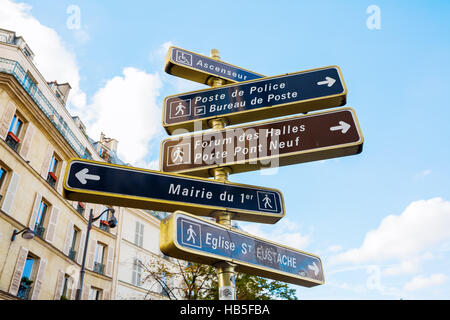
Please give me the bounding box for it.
[34,224,45,238]
[5,131,20,152]
[46,172,57,188]
[17,278,33,300]
[99,220,109,232]
[76,202,85,215]
[93,262,105,275]
[0,57,92,159]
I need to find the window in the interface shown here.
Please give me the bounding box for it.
[160,272,170,298]
[132,258,142,287]
[60,275,70,300]
[34,200,48,238]
[89,287,102,300]
[69,227,79,261]
[93,243,106,274]
[76,202,85,215]
[0,167,7,201]
[46,154,59,188]
[17,255,36,300]
[0,167,6,188]
[8,114,23,136]
[5,114,23,151]
[134,221,144,247]
[99,206,111,232]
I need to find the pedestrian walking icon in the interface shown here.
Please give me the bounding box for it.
[181,220,201,248]
[262,194,272,209]
[256,191,278,212]
[186,225,197,243]
[169,99,191,119]
[167,143,191,166]
[175,102,186,116]
[172,146,184,163]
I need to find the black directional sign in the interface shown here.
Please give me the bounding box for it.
[165,46,264,85]
[160,211,325,287]
[63,159,285,223]
[162,66,346,134]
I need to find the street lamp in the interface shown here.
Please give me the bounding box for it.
[11,228,35,241]
[75,207,117,300]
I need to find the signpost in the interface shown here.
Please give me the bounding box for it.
[160,211,325,288]
[165,46,264,85]
[63,158,285,224]
[162,66,347,134]
[160,108,364,177]
[59,47,365,300]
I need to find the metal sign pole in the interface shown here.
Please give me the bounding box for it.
[208,49,237,301]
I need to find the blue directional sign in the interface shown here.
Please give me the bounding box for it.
[165,46,264,85]
[160,211,324,287]
[163,66,346,134]
[63,158,285,223]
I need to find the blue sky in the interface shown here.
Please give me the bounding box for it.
[2,0,450,299]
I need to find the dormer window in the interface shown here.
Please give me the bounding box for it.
[23,47,31,58]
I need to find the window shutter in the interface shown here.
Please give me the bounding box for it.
[77,230,86,264]
[131,259,137,286]
[40,145,54,178]
[86,239,96,271]
[70,277,77,300]
[1,171,20,214]
[28,192,42,229]
[83,203,91,219]
[140,222,144,247]
[103,290,110,300]
[93,204,101,228]
[31,258,47,300]
[134,221,140,246]
[56,160,67,194]
[8,246,28,295]
[18,122,35,160]
[54,270,65,300]
[63,221,74,255]
[105,246,114,277]
[82,284,90,300]
[0,100,16,140]
[67,277,74,300]
[45,206,59,243]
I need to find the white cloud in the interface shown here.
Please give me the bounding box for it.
[331,197,450,265]
[0,0,86,110]
[148,41,173,64]
[241,218,311,250]
[327,245,343,253]
[86,67,163,166]
[413,169,432,179]
[403,274,448,291]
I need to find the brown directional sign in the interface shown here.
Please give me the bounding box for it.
[162,66,346,135]
[160,108,363,177]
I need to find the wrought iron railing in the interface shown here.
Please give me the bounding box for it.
[0,57,92,159]
[34,224,45,238]
[93,262,105,275]
[68,248,77,261]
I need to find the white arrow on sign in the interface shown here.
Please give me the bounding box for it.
[308,262,320,276]
[317,76,336,87]
[75,168,101,185]
[330,121,351,134]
